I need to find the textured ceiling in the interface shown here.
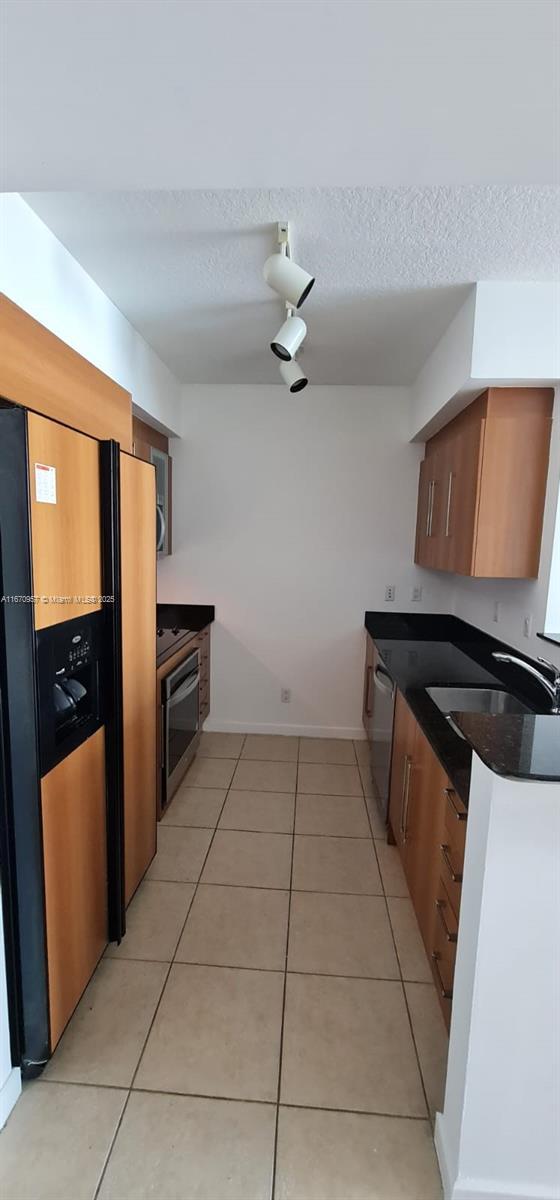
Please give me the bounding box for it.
[24,186,560,385]
[4,0,559,191]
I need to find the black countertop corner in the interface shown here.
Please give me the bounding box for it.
[157,602,215,631]
[364,610,560,803]
[537,631,560,649]
[452,713,560,784]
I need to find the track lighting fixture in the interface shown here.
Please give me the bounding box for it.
[263,222,315,309]
[279,358,308,393]
[270,314,307,361]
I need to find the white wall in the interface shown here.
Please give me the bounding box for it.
[410,289,477,440]
[410,282,560,441]
[0,194,182,435]
[158,384,450,736]
[449,389,560,669]
[471,281,560,382]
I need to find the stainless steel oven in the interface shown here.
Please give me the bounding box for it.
[161,648,200,808]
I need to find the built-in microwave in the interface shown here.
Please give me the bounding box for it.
[151,445,169,557]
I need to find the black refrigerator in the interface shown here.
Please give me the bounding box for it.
[0,401,126,1076]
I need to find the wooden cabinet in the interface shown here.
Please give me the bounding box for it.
[1,294,132,449]
[120,452,157,904]
[388,690,466,1028]
[415,388,553,578]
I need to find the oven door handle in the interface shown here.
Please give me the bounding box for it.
[169,672,200,704]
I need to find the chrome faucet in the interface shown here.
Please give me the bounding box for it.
[492,652,560,714]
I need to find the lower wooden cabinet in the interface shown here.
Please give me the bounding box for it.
[388,690,467,1027]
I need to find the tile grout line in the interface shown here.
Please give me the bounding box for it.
[270,740,299,1200]
[39,1074,433,1123]
[93,737,245,1200]
[163,822,371,839]
[104,955,407,983]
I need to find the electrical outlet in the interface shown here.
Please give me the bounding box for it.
[385,585,396,602]
[412,586,423,602]
[281,688,291,703]
[493,601,501,623]
[523,615,532,639]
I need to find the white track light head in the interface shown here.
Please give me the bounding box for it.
[270,315,307,361]
[263,253,315,309]
[279,358,308,393]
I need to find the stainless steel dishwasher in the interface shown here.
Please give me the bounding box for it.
[364,646,396,822]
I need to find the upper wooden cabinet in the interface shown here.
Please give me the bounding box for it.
[414,388,554,578]
[0,295,132,449]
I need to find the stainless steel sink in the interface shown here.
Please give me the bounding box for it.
[426,686,531,717]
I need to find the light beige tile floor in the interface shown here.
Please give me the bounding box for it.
[161,785,226,827]
[1,734,445,1200]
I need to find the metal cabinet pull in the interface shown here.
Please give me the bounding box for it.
[426,480,436,537]
[400,755,412,842]
[440,843,463,883]
[445,472,454,537]
[431,951,453,1000]
[435,898,458,943]
[444,786,467,821]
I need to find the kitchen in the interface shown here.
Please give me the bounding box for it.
[1,5,560,1196]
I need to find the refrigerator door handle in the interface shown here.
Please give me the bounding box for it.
[100,440,126,944]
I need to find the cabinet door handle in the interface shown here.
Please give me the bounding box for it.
[426,480,435,537]
[400,755,412,842]
[435,898,458,943]
[431,951,453,1000]
[444,786,467,821]
[445,472,454,537]
[365,665,373,717]
[440,843,463,883]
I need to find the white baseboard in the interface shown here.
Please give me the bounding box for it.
[202,719,366,740]
[451,1180,559,1200]
[0,1067,21,1129]
[435,1113,557,1200]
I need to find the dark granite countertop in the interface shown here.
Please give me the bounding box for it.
[537,631,560,649]
[364,611,559,804]
[452,713,560,782]
[157,602,215,631]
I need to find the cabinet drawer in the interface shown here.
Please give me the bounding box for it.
[199,680,209,705]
